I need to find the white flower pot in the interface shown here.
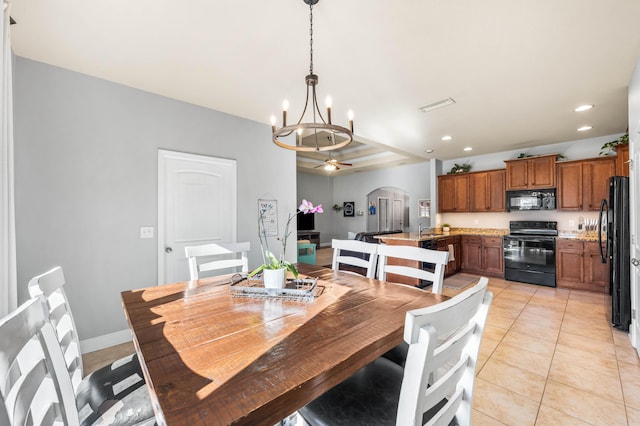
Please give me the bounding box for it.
[443,226,450,233]
[263,268,286,289]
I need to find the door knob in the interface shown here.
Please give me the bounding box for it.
[632,258,640,267]
[165,246,173,253]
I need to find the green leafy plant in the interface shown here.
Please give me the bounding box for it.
[249,199,323,279]
[332,204,343,211]
[442,223,450,228]
[447,163,471,174]
[600,133,629,156]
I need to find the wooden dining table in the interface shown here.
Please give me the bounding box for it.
[120,263,448,426]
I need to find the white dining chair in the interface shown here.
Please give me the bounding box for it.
[331,239,379,279]
[298,277,492,426]
[28,266,155,425]
[184,241,250,280]
[377,244,450,294]
[0,297,79,426]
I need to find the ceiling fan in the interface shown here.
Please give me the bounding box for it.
[315,155,352,171]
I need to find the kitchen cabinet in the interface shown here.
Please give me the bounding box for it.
[557,157,615,211]
[483,236,504,277]
[436,236,461,277]
[438,174,469,212]
[504,154,556,190]
[616,144,630,176]
[460,235,503,277]
[556,239,608,293]
[469,169,506,212]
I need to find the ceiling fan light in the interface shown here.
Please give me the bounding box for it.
[324,163,337,171]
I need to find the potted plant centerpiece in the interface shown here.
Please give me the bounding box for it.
[442,223,451,233]
[249,199,323,288]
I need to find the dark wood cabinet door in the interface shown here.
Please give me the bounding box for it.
[557,161,583,210]
[528,155,556,189]
[487,170,506,211]
[438,176,456,212]
[506,161,528,190]
[582,158,615,211]
[469,172,488,211]
[616,145,629,176]
[461,236,482,273]
[584,242,609,293]
[556,240,585,288]
[482,236,504,276]
[454,175,470,212]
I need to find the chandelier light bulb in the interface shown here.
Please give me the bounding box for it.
[282,100,289,111]
[270,115,277,133]
[325,96,332,108]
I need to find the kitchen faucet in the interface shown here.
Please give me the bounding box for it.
[418,223,430,236]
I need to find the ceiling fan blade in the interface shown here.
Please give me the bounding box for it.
[337,162,352,166]
[314,164,325,169]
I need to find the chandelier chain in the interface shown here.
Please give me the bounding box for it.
[309,3,314,75]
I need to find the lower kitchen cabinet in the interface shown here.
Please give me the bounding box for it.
[556,239,608,293]
[460,235,504,277]
[436,236,461,277]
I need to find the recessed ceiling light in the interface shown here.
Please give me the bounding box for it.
[577,126,593,131]
[574,105,594,112]
[464,147,472,152]
[419,97,456,113]
[425,149,434,153]
[441,135,452,141]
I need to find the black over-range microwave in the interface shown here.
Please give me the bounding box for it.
[506,189,556,212]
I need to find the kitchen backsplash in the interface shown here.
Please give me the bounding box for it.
[437,210,600,232]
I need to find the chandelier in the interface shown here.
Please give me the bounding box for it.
[270,0,354,152]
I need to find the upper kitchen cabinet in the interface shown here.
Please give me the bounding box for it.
[616,144,630,176]
[504,154,556,190]
[438,174,469,212]
[469,169,506,212]
[557,157,615,211]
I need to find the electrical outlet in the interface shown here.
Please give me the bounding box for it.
[569,220,575,227]
[140,226,154,239]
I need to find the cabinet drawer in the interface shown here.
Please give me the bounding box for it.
[482,236,503,247]
[557,239,583,250]
[461,235,482,245]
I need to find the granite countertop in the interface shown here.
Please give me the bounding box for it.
[375,228,509,242]
[557,231,602,242]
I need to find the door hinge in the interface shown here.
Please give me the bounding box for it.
[633,309,637,320]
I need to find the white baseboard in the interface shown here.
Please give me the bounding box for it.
[80,329,132,354]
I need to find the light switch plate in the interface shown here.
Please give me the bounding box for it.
[140,226,154,239]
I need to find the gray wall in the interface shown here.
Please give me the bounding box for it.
[14,57,296,341]
[297,162,431,241]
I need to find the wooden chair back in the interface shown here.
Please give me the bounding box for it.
[397,277,492,425]
[0,297,80,425]
[377,244,449,294]
[331,239,379,279]
[185,242,250,280]
[27,266,83,393]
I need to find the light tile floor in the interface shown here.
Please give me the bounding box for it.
[85,275,640,425]
[466,276,640,425]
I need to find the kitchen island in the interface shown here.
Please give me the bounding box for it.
[376,228,508,287]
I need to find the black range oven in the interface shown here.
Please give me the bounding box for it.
[503,220,557,287]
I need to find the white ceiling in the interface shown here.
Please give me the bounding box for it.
[9,0,640,174]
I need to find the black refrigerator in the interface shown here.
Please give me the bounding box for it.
[599,176,631,331]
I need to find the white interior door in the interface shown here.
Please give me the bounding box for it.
[629,130,640,355]
[392,199,404,230]
[158,150,237,284]
[378,197,390,231]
